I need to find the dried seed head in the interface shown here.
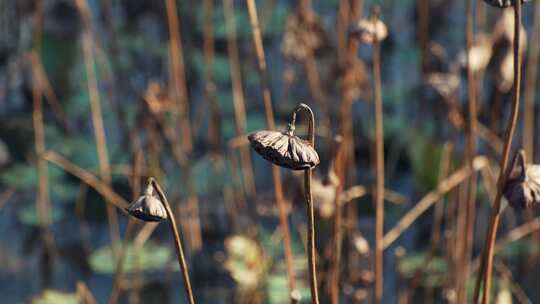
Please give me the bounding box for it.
[350,18,388,44]
[458,34,493,73]
[281,10,328,61]
[248,129,319,170]
[248,103,319,170]
[483,0,529,8]
[503,150,540,209]
[126,183,167,221]
[338,56,370,101]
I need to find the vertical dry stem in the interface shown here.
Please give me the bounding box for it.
[75,0,121,260]
[246,0,297,295]
[372,9,385,304]
[223,0,256,197]
[150,178,196,304]
[475,2,523,303]
[459,0,478,301]
[523,0,540,161]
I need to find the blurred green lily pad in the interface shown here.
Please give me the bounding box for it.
[89,242,173,274]
[224,235,268,288]
[266,274,310,304]
[17,204,64,226]
[397,252,448,287]
[32,289,78,304]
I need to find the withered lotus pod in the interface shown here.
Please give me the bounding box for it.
[248,130,319,170]
[350,18,388,44]
[248,104,319,170]
[483,0,529,8]
[502,150,540,209]
[126,182,167,221]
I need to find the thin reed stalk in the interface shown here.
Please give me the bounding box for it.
[406,143,453,303]
[223,0,257,197]
[31,50,56,278]
[372,8,385,304]
[149,178,196,304]
[31,1,55,278]
[523,0,540,161]
[383,156,488,249]
[203,0,221,151]
[459,0,479,301]
[75,0,121,260]
[246,0,297,296]
[164,0,193,152]
[475,2,523,303]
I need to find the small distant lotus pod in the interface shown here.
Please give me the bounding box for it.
[248,129,320,170]
[126,184,167,221]
[350,18,388,44]
[483,0,529,7]
[502,150,540,209]
[281,10,328,61]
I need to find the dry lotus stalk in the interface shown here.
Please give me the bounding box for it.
[483,0,530,8]
[248,112,320,170]
[503,150,540,209]
[281,10,328,61]
[126,182,167,221]
[351,18,388,44]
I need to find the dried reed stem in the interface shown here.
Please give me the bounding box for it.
[406,143,453,303]
[523,0,540,161]
[459,0,479,301]
[76,0,121,260]
[246,0,297,295]
[203,0,221,151]
[223,0,256,197]
[383,156,487,249]
[164,0,193,152]
[150,178,196,304]
[475,2,523,303]
[372,8,385,303]
[44,151,129,209]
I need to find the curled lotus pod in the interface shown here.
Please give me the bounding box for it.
[503,150,540,209]
[339,56,370,101]
[483,0,529,7]
[350,18,388,44]
[248,129,319,170]
[281,10,328,61]
[126,183,167,221]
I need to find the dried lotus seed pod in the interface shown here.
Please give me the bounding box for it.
[126,182,167,221]
[248,129,320,170]
[483,0,529,8]
[502,150,540,209]
[350,18,388,44]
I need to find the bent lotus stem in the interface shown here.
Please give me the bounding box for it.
[290,103,319,304]
[148,177,196,304]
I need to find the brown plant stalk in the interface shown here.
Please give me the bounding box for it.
[246,0,297,296]
[459,0,479,301]
[223,0,257,198]
[148,178,196,304]
[164,0,203,253]
[523,0,540,161]
[372,8,385,304]
[76,0,121,260]
[475,2,523,303]
[383,156,488,249]
[30,50,56,276]
[292,105,320,304]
